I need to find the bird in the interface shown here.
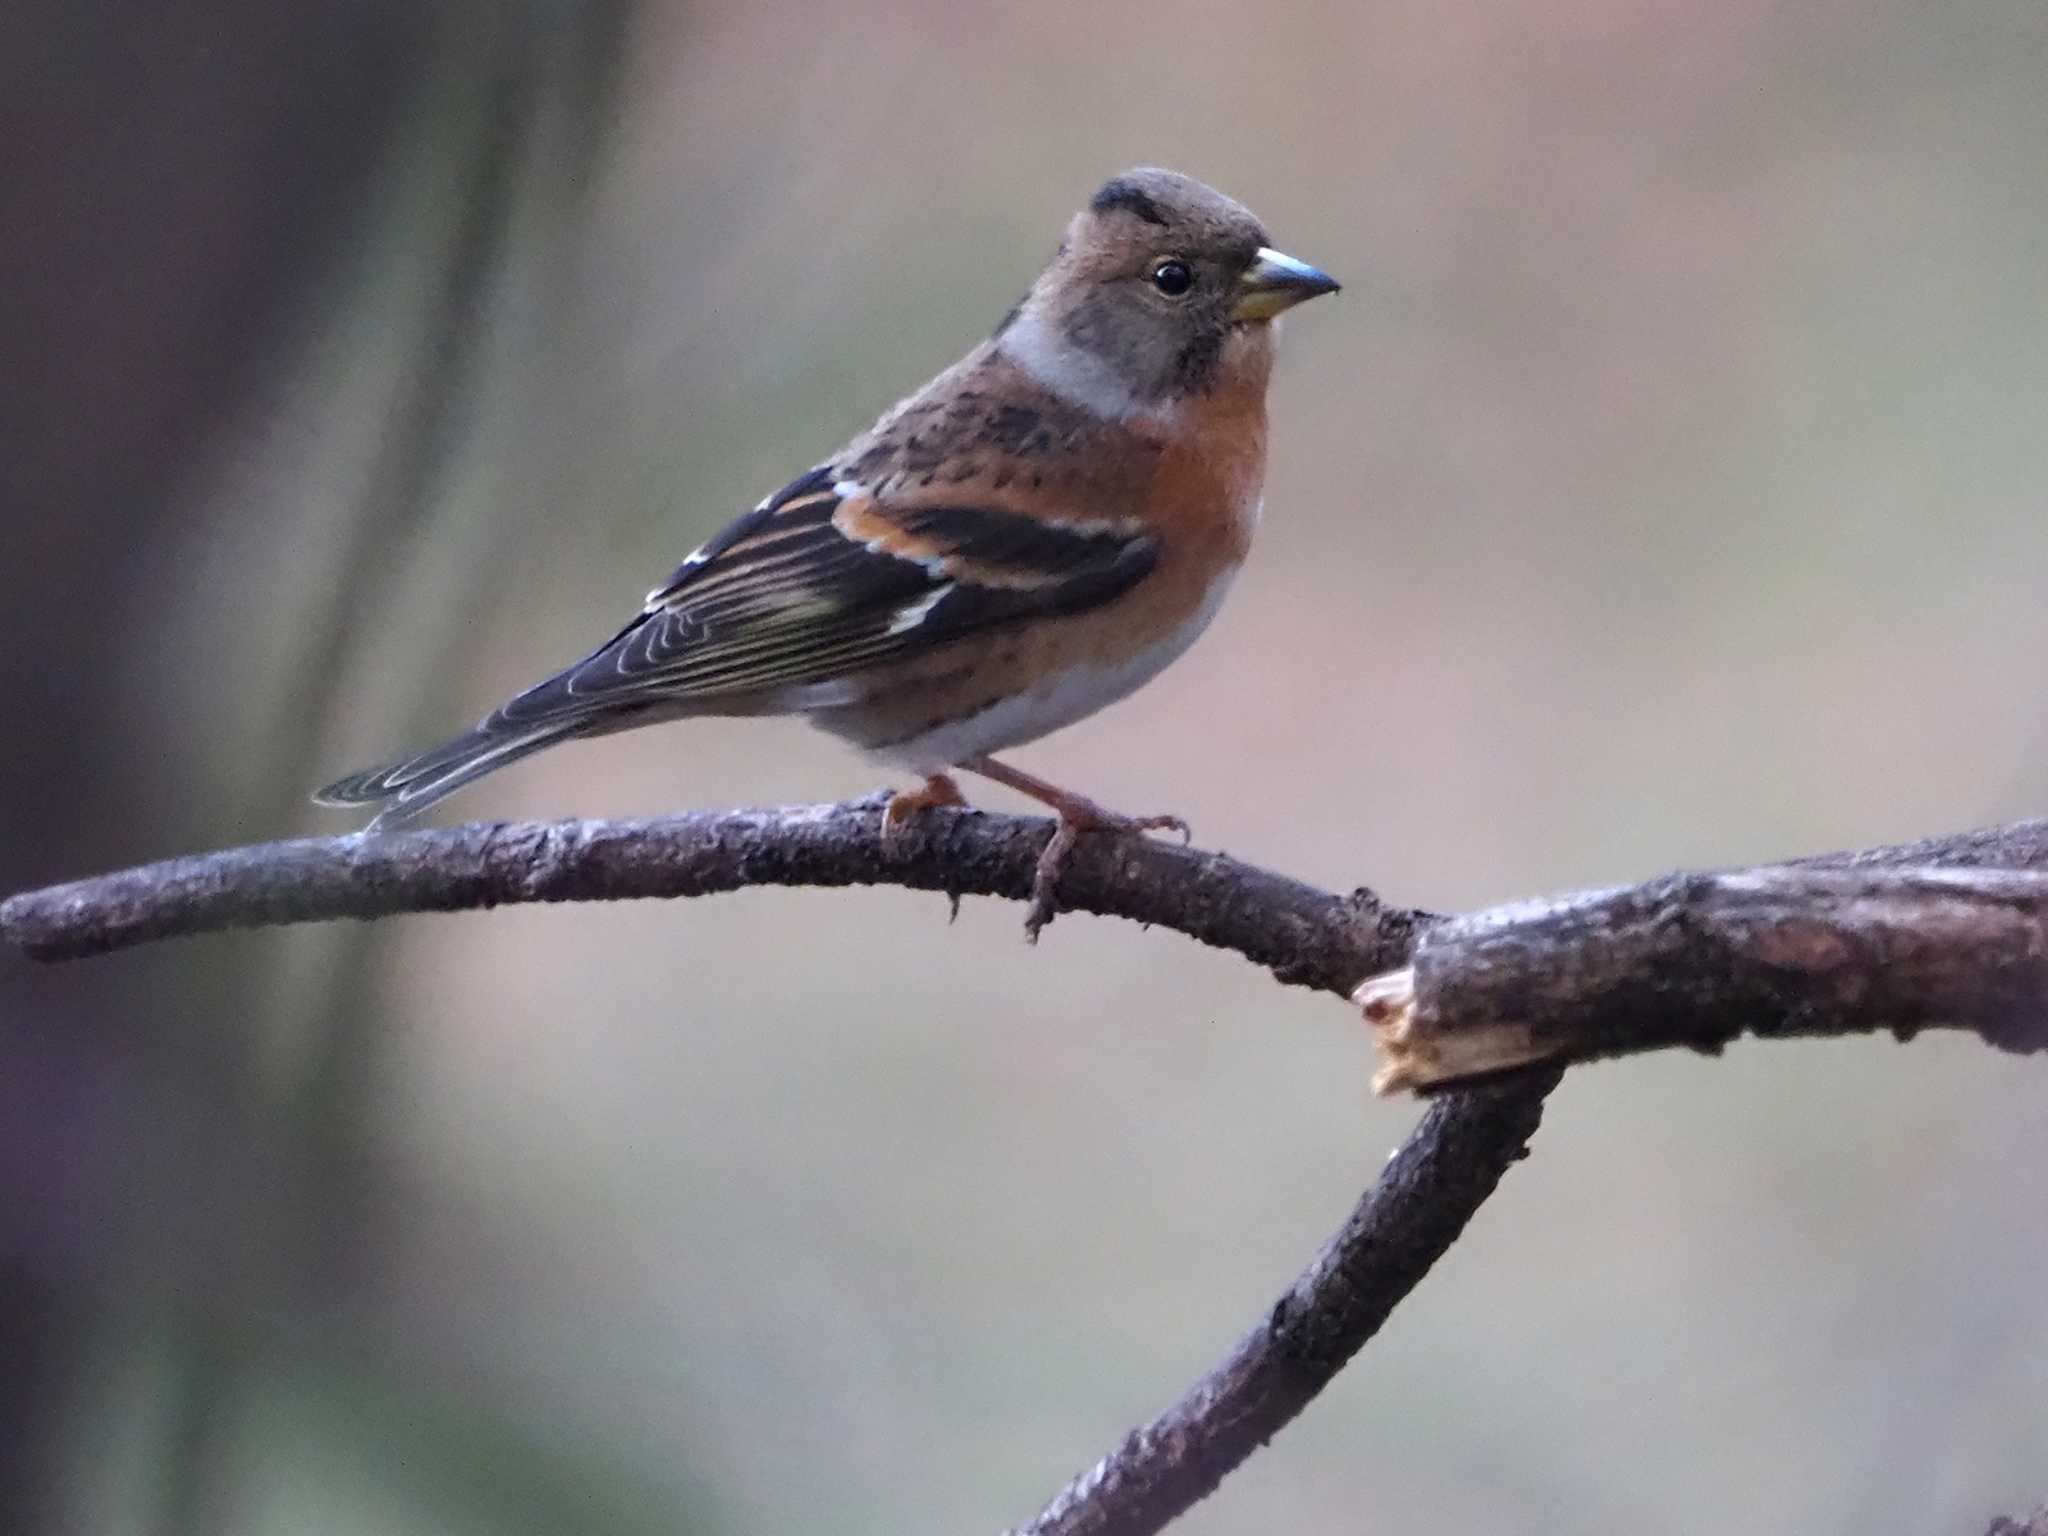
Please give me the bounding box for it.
[317,167,1340,938]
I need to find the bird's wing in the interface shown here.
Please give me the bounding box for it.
[482,464,1158,730]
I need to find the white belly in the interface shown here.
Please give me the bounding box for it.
[865,565,1240,773]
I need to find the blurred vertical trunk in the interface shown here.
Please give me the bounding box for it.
[1,3,423,1525]
[0,1,629,1529]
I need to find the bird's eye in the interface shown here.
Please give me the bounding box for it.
[1150,260,1194,297]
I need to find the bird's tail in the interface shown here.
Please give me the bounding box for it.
[313,716,588,832]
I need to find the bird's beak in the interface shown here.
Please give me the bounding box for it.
[1231,247,1341,322]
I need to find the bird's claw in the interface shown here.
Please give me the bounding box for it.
[881,774,968,850]
[1022,806,1192,943]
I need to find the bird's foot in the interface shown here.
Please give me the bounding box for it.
[950,756,1192,940]
[1008,788,1191,943]
[881,773,969,848]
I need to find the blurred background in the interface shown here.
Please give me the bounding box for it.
[5,0,2046,1530]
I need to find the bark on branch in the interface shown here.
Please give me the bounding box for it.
[1358,821,2048,1092]
[1005,1069,1557,1536]
[7,807,2042,1535]
[0,797,1414,991]
[1987,1504,2048,1536]
[1,797,1547,1536]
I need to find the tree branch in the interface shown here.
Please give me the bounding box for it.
[1357,821,2048,1092]
[0,796,1416,991]
[8,808,2041,1534]
[3,797,1558,1536]
[1987,1504,2048,1536]
[1005,1069,1558,1536]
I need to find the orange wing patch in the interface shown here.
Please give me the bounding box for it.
[833,492,1148,591]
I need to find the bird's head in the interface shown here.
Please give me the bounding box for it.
[997,167,1339,420]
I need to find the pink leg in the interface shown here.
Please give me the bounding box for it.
[962,755,1190,941]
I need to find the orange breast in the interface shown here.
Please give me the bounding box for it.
[1138,385,1270,574]
[807,387,1271,763]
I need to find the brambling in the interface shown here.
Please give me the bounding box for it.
[318,167,1339,936]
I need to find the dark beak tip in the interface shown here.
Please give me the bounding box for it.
[1288,266,1341,300]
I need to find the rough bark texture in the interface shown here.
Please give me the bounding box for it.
[1006,1070,1558,1536]
[6,808,2042,1535]
[0,798,1417,994]
[1359,823,2048,1092]
[1,798,1548,1536]
[1987,1506,2048,1536]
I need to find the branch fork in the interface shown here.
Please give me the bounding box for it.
[1356,857,2048,1095]
[7,805,2046,1535]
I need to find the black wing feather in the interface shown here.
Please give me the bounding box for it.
[483,476,1156,730]
[316,468,1159,825]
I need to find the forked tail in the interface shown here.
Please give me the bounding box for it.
[313,717,586,832]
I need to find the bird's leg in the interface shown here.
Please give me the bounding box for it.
[961,755,1191,941]
[881,772,968,846]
